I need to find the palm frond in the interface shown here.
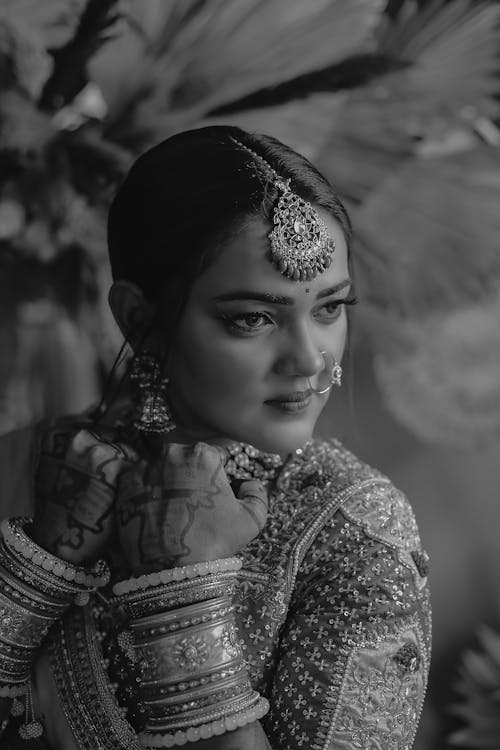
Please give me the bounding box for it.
[200,92,346,162]
[354,145,500,316]
[102,0,384,147]
[378,0,500,121]
[318,0,500,201]
[155,0,384,111]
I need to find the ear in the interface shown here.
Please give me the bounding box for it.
[108,280,156,353]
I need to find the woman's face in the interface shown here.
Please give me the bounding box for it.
[167,208,351,456]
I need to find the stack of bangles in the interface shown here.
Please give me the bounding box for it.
[112,557,269,747]
[0,516,109,699]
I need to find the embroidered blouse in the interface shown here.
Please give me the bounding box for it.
[3,431,431,750]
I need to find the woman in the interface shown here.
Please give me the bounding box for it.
[0,126,431,749]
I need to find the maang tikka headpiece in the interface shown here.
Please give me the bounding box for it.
[232,139,335,281]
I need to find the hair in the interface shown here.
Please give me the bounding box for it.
[108,125,352,325]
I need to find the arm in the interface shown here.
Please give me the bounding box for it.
[114,442,274,748]
[263,481,431,749]
[0,419,131,743]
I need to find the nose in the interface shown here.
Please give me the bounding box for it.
[273,323,324,379]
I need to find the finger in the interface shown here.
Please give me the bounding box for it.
[161,442,228,479]
[236,479,268,534]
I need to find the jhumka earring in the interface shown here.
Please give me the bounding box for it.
[308,351,342,394]
[130,353,176,434]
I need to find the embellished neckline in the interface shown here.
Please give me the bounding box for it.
[224,442,284,482]
[223,440,315,488]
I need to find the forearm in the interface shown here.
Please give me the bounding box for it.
[112,558,269,748]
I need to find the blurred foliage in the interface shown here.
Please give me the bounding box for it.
[1,0,500,439]
[451,626,500,748]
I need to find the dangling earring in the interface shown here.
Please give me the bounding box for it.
[130,353,176,434]
[308,351,342,394]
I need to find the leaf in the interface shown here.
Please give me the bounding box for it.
[318,84,416,202]
[102,0,384,145]
[377,0,500,123]
[353,146,500,317]
[199,92,347,163]
[318,0,500,200]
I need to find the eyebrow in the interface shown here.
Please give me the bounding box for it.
[213,279,351,305]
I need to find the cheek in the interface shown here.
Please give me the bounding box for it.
[172,322,267,401]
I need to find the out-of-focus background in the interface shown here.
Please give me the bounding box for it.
[1,0,500,746]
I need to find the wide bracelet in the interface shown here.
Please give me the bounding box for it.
[115,560,269,746]
[112,570,239,620]
[0,516,109,695]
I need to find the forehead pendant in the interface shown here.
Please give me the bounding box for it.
[231,137,335,281]
[269,178,335,281]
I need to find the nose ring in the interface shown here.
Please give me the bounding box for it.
[308,350,342,394]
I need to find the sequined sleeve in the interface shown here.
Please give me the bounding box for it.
[263,479,431,750]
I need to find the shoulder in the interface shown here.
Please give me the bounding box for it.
[282,437,423,556]
[281,436,384,494]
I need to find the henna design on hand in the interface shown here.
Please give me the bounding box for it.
[33,424,134,563]
[116,447,227,570]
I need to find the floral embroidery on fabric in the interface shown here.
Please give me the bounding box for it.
[342,483,420,552]
[325,632,426,750]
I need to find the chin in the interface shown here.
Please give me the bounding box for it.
[243,422,315,457]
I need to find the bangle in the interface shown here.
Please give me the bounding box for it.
[140,695,270,747]
[120,579,269,747]
[112,571,238,620]
[1,518,109,590]
[0,541,88,604]
[112,557,242,597]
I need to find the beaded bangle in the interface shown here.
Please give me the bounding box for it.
[1,518,109,590]
[112,557,242,596]
[0,542,87,603]
[139,695,269,747]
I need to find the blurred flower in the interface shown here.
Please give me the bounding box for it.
[374,295,500,445]
[0,15,52,98]
[0,198,25,239]
[56,195,107,260]
[53,82,108,131]
[22,219,58,262]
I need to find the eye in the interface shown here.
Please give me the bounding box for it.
[315,296,358,323]
[220,311,273,334]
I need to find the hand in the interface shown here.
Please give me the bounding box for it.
[32,423,134,565]
[115,441,268,574]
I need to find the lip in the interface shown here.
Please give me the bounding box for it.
[265,390,312,413]
[266,390,312,403]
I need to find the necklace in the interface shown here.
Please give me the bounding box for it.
[223,442,283,482]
